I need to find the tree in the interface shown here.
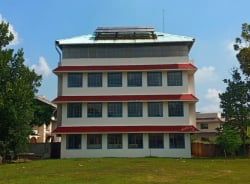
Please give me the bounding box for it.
[234,23,250,76]
[219,68,250,156]
[31,97,56,127]
[0,21,42,159]
[216,125,242,158]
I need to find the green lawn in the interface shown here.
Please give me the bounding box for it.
[0,158,249,184]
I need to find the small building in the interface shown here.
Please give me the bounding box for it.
[29,96,59,143]
[53,26,198,158]
[194,112,224,143]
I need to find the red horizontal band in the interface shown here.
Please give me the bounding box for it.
[53,94,198,103]
[53,125,198,134]
[53,63,196,72]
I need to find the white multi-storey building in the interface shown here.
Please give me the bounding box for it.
[53,27,198,158]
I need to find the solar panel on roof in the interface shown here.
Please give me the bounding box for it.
[94,26,157,40]
[95,26,155,33]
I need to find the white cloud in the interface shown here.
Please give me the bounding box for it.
[30,57,52,77]
[195,66,219,84]
[0,14,19,46]
[205,88,221,102]
[198,88,222,113]
[199,104,221,113]
[226,41,236,54]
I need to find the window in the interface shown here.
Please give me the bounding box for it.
[108,134,122,149]
[88,72,102,87]
[147,72,162,86]
[200,123,208,129]
[148,102,163,117]
[66,134,81,149]
[67,103,82,118]
[108,72,122,87]
[87,103,102,117]
[128,133,143,148]
[128,102,143,117]
[169,133,185,148]
[167,71,183,86]
[87,134,102,149]
[149,133,164,148]
[168,102,184,117]
[127,72,142,87]
[68,73,82,87]
[108,102,122,117]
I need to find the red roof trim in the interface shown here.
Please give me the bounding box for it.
[53,94,198,103]
[53,64,196,72]
[53,125,198,134]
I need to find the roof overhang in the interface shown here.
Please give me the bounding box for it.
[55,32,195,51]
[53,125,198,134]
[52,94,198,103]
[53,63,197,73]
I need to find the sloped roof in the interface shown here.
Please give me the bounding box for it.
[35,96,57,108]
[53,63,197,73]
[56,32,194,45]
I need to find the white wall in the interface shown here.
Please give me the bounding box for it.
[61,70,192,96]
[60,57,190,66]
[60,133,191,158]
[61,102,191,126]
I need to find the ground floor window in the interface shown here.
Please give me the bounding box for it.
[169,133,185,148]
[87,134,102,149]
[66,134,82,149]
[148,133,164,148]
[128,133,143,148]
[108,134,122,149]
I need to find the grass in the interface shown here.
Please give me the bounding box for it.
[0,158,250,184]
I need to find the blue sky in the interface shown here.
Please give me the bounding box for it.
[0,0,249,113]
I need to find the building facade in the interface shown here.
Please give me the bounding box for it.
[53,27,198,158]
[194,113,224,143]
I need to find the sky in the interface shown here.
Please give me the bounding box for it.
[0,0,249,113]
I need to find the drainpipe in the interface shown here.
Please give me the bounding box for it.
[55,41,62,66]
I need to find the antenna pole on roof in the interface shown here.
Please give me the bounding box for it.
[162,9,165,33]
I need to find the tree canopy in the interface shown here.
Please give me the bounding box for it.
[234,23,250,76]
[0,21,42,158]
[219,68,250,155]
[216,125,242,158]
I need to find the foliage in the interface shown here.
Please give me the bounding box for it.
[31,98,56,126]
[219,68,250,156]
[234,23,250,76]
[216,125,242,158]
[0,21,42,158]
[1,158,250,183]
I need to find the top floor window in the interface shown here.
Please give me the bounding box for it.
[167,71,183,86]
[147,72,162,86]
[108,72,122,87]
[127,72,142,87]
[200,123,208,129]
[88,72,102,87]
[68,73,82,87]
